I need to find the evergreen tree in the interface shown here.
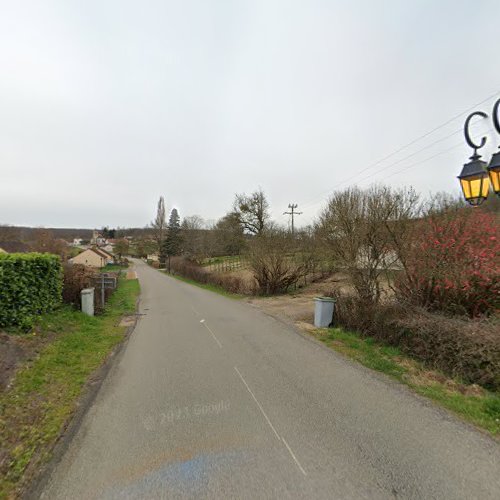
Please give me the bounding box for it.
[163,208,182,259]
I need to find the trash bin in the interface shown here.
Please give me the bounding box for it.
[81,288,95,317]
[314,297,336,327]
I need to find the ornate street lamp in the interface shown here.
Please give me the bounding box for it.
[487,99,500,196]
[458,111,490,206]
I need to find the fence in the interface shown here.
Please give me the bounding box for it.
[203,256,247,273]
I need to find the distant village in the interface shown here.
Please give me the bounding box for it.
[0,228,159,269]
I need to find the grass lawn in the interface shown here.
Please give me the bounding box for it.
[0,278,140,499]
[311,327,500,437]
[100,263,129,273]
[165,272,243,299]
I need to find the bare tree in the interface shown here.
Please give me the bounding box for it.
[181,215,204,231]
[213,213,246,256]
[247,228,308,295]
[32,228,68,259]
[150,196,166,255]
[0,224,21,242]
[316,186,419,304]
[114,238,129,261]
[233,189,270,235]
[135,238,157,258]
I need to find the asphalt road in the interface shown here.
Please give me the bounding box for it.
[40,259,500,499]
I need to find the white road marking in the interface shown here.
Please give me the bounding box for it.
[200,320,222,348]
[234,366,281,441]
[282,438,307,476]
[234,366,307,476]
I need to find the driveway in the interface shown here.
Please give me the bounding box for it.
[40,259,500,499]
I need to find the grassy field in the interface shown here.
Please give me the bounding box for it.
[311,327,500,437]
[0,278,139,499]
[100,263,129,273]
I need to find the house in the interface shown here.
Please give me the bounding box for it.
[147,253,159,262]
[97,247,115,262]
[70,248,114,268]
[72,238,83,247]
[90,230,107,247]
[101,243,115,254]
[0,241,32,253]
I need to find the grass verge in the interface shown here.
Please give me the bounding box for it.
[165,272,243,299]
[0,278,140,499]
[310,327,500,437]
[100,264,129,273]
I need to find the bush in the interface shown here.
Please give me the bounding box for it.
[62,263,95,306]
[168,257,253,294]
[316,186,419,304]
[333,294,500,390]
[247,231,309,295]
[396,209,500,317]
[0,253,63,328]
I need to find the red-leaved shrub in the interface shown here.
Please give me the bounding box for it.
[396,209,500,317]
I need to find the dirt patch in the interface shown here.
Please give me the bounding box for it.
[126,271,137,280]
[294,321,316,332]
[397,357,487,397]
[246,273,352,325]
[119,316,136,327]
[0,331,54,391]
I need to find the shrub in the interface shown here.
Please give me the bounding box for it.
[396,209,500,317]
[0,253,63,328]
[333,294,500,390]
[168,257,254,294]
[247,230,309,295]
[62,263,95,306]
[316,186,419,304]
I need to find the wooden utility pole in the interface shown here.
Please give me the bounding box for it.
[283,204,303,236]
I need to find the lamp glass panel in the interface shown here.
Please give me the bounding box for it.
[460,175,489,203]
[488,167,500,193]
[460,178,472,199]
[481,176,490,197]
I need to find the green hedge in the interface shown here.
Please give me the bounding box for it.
[0,253,63,328]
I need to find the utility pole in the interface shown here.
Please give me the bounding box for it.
[283,203,302,236]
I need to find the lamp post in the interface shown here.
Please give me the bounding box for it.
[487,99,500,196]
[458,98,500,205]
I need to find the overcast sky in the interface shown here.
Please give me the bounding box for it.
[1,0,499,229]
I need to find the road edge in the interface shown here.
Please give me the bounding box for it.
[23,290,141,500]
[247,300,500,444]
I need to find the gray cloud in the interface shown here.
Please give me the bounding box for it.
[1,0,499,228]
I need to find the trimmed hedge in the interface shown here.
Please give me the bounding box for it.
[0,253,63,328]
[333,295,500,390]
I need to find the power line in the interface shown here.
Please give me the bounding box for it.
[382,127,495,183]
[283,204,302,235]
[299,89,500,210]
